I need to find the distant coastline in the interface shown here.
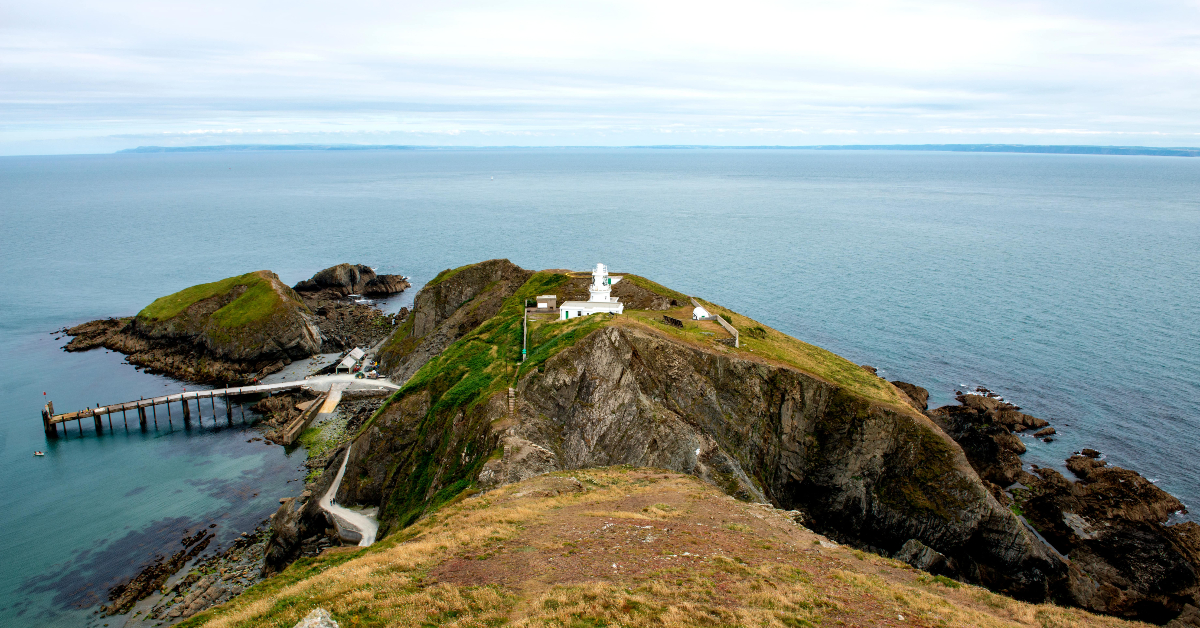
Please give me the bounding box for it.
[116,143,1200,157]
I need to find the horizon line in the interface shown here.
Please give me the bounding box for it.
[110,143,1199,157]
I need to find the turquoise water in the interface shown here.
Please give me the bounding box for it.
[1,148,1198,625]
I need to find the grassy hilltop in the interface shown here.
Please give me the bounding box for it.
[181,469,1145,628]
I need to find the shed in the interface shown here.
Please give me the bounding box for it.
[536,295,557,309]
[692,305,711,320]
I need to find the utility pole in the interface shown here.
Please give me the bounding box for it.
[522,299,528,362]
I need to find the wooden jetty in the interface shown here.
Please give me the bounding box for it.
[40,380,311,437]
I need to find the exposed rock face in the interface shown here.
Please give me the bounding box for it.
[377,259,532,384]
[891,381,929,412]
[928,391,1200,624]
[894,538,955,576]
[928,394,1046,490]
[343,322,1065,601]
[65,271,321,384]
[1019,453,1199,623]
[293,263,410,297]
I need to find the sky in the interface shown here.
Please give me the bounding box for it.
[2,0,1199,155]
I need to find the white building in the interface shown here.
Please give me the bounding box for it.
[560,263,624,320]
[692,305,712,320]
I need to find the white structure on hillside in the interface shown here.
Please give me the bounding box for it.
[560,263,624,320]
[692,305,711,320]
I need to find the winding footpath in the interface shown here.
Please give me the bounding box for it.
[318,443,378,546]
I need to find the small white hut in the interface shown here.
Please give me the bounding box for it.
[560,263,624,320]
[692,305,712,320]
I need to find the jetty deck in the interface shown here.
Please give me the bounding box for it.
[40,380,310,437]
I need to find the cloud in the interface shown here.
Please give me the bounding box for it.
[2,0,1199,153]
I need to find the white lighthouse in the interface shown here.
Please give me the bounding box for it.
[560,263,625,320]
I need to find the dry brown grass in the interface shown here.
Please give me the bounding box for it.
[183,469,1149,628]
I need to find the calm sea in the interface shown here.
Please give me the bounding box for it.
[1,148,1197,625]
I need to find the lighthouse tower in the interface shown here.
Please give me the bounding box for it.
[589,263,615,302]
[560,263,624,320]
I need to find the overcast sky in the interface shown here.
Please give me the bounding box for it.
[2,0,1199,154]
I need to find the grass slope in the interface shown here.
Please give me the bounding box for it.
[137,271,294,329]
[621,299,905,410]
[181,469,1147,628]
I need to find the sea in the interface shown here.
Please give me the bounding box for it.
[1,148,1197,626]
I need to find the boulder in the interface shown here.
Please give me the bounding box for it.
[1035,427,1056,437]
[294,608,339,628]
[895,538,956,576]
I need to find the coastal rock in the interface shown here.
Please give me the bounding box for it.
[891,381,929,411]
[1017,453,1198,623]
[293,263,410,298]
[377,258,532,383]
[65,270,322,384]
[1035,427,1057,437]
[928,397,1030,488]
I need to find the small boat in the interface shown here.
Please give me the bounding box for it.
[33,451,44,457]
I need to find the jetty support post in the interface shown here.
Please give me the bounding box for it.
[122,407,128,429]
[93,408,104,434]
[225,394,233,423]
[181,395,191,425]
[42,405,57,438]
[152,401,157,427]
[138,403,148,430]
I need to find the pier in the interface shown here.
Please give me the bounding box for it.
[40,380,309,437]
[39,374,400,439]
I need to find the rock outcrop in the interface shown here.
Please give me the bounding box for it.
[293,263,410,298]
[377,259,532,384]
[927,390,1200,624]
[891,381,929,411]
[928,392,1047,495]
[1020,452,1199,623]
[65,271,321,384]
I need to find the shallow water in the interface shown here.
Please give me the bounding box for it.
[1,148,1197,624]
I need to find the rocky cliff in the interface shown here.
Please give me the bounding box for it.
[921,388,1200,624]
[326,263,1068,603]
[376,258,532,385]
[66,270,321,383]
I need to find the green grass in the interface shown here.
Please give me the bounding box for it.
[137,270,296,329]
[618,274,691,305]
[425,261,478,289]
[686,298,905,409]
